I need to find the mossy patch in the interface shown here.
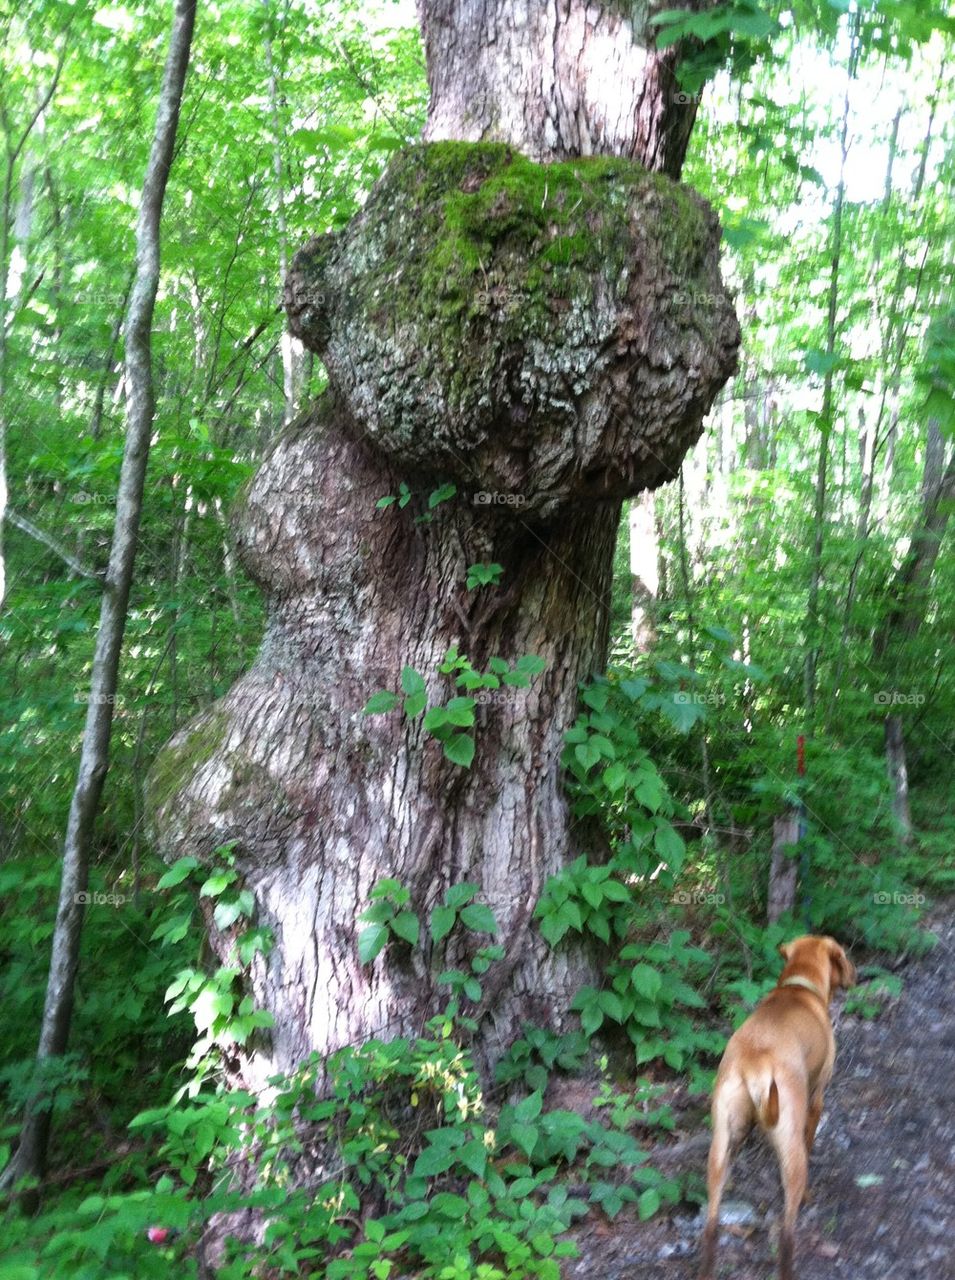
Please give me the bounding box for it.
[146,708,229,819]
[285,138,738,513]
[353,141,707,349]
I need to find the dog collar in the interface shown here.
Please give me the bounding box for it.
[780,975,827,1002]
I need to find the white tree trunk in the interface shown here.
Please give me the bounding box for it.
[3,0,197,1196]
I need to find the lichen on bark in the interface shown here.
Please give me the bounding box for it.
[286,142,739,518]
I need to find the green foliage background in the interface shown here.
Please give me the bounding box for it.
[0,0,953,1275]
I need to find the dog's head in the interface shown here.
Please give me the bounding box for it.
[778,935,856,996]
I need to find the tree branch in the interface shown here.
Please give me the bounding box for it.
[5,508,104,583]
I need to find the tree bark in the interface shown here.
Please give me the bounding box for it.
[628,491,658,653]
[884,714,912,843]
[2,0,196,1196]
[0,35,69,604]
[417,0,701,175]
[804,27,856,731]
[767,810,800,924]
[873,421,954,846]
[150,0,738,1097]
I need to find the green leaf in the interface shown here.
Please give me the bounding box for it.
[413,1143,456,1178]
[466,561,504,589]
[430,905,456,942]
[805,347,840,376]
[403,691,427,717]
[364,690,399,715]
[428,482,457,509]
[460,902,498,934]
[658,694,706,734]
[444,696,476,726]
[445,882,479,909]
[582,683,608,711]
[391,911,420,945]
[638,1187,662,1219]
[157,856,199,889]
[654,824,685,866]
[631,964,663,1000]
[514,1090,543,1123]
[199,868,236,898]
[510,1122,539,1156]
[634,771,664,810]
[423,706,449,732]
[213,890,254,930]
[401,666,426,696]
[358,924,389,964]
[443,734,475,768]
[602,762,627,792]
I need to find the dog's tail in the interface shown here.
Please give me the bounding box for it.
[745,1053,780,1129]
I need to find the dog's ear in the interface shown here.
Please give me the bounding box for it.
[777,940,795,961]
[826,939,856,988]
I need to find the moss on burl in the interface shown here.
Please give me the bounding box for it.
[285,141,739,516]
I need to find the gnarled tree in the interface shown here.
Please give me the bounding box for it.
[149,0,739,1095]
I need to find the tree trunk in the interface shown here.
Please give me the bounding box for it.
[0,37,69,605]
[628,491,658,653]
[884,714,912,843]
[2,0,196,1196]
[418,0,700,175]
[873,421,954,846]
[150,0,738,1095]
[767,810,800,924]
[804,27,856,730]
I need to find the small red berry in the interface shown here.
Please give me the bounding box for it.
[147,1226,169,1244]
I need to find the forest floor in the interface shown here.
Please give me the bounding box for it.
[568,902,955,1280]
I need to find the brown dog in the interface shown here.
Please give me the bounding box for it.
[699,934,855,1280]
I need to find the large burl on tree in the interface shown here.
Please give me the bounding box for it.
[148,109,739,1096]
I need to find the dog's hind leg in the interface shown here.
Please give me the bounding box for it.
[769,1085,809,1280]
[700,1082,749,1280]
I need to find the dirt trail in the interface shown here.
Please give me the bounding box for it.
[570,906,955,1279]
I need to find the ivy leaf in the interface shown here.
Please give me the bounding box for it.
[364,690,399,715]
[358,924,389,964]
[654,824,686,867]
[199,868,236,898]
[457,1139,488,1177]
[391,910,420,945]
[631,964,663,1000]
[638,1187,662,1220]
[401,667,426,697]
[445,882,479,909]
[460,902,498,934]
[430,905,456,942]
[157,856,199,889]
[602,762,627,793]
[428,482,457,509]
[443,734,475,768]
